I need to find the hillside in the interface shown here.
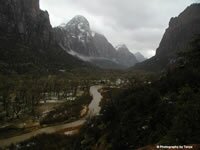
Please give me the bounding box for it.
[0,0,95,74]
[54,16,138,69]
[134,4,200,71]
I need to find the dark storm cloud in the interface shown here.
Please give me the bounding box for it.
[40,0,196,58]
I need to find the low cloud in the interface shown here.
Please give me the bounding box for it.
[40,0,196,58]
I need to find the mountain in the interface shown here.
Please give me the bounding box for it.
[116,44,138,67]
[135,52,146,62]
[134,3,200,71]
[0,0,95,74]
[0,0,139,72]
[60,15,98,57]
[93,32,117,59]
[56,15,137,69]
[0,0,52,48]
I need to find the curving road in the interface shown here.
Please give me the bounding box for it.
[0,85,102,148]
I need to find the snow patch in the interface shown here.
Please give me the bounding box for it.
[91,31,96,37]
[72,35,76,38]
[115,44,127,50]
[78,23,86,32]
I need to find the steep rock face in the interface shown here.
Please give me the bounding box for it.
[0,0,139,71]
[135,52,146,62]
[93,32,117,59]
[56,15,138,69]
[156,4,200,58]
[134,4,200,71]
[57,15,118,59]
[0,0,53,48]
[116,44,138,67]
[57,15,99,56]
[0,0,93,74]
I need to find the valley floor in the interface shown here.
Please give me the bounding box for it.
[0,86,103,148]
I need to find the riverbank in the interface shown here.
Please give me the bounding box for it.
[0,85,103,148]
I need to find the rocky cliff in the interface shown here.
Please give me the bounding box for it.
[0,0,53,48]
[0,0,92,74]
[56,15,137,69]
[61,15,98,56]
[0,0,139,73]
[116,44,138,67]
[134,4,200,71]
[135,52,146,62]
[93,32,117,59]
[156,4,200,58]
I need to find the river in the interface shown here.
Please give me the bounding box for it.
[87,85,102,117]
[0,85,103,148]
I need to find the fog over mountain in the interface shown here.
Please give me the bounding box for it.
[1,1,200,149]
[40,0,196,58]
[55,15,138,69]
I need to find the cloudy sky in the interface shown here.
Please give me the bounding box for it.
[40,0,197,58]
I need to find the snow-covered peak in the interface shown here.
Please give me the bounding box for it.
[59,23,66,28]
[115,44,138,67]
[91,31,96,37]
[115,44,131,54]
[73,15,89,24]
[135,52,143,56]
[115,44,128,51]
[135,52,146,62]
[62,15,93,44]
[115,44,136,58]
[65,15,90,31]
